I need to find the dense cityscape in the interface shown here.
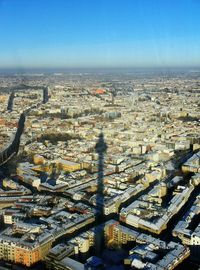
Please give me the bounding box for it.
[0,69,199,269]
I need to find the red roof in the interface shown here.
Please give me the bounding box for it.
[95,88,106,94]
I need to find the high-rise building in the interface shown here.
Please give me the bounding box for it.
[43,87,49,104]
[7,92,15,111]
[61,107,67,119]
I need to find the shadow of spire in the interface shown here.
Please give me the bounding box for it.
[94,131,107,256]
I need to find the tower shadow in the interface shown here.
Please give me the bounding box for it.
[94,131,107,257]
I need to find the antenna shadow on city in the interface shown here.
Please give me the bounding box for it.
[94,131,107,256]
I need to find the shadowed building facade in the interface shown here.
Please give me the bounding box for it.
[0,113,26,167]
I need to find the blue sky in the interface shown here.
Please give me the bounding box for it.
[0,0,200,68]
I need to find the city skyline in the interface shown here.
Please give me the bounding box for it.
[0,0,200,68]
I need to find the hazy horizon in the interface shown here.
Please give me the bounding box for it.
[0,66,200,75]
